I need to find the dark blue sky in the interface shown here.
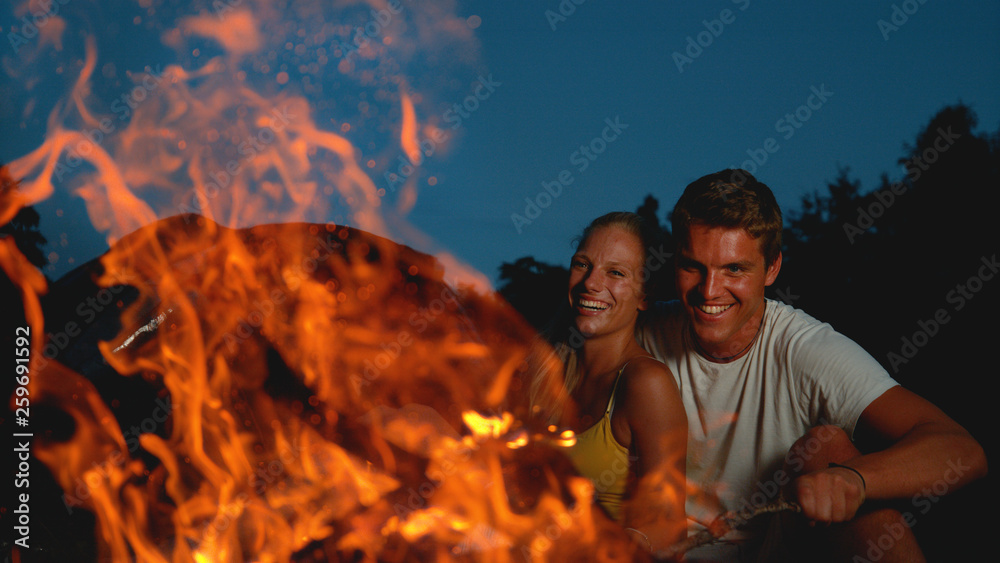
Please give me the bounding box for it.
[3,0,999,287]
[412,0,1000,286]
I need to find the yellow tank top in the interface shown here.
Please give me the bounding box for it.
[565,367,631,521]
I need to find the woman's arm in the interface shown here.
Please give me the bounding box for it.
[616,357,688,554]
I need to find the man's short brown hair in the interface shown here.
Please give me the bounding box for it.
[672,169,783,266]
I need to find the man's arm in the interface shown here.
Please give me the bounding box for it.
[849,386,986,499]
[794,386,987,522]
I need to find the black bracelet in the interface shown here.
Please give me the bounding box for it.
[829,462,867,492]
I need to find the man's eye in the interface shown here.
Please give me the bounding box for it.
[610,270,625,277]
[572,260,588,269]
[727,265,743,273]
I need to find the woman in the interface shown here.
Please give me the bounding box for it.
[531,212,688,554]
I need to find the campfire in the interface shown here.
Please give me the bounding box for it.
[2,1,665,560]
[13,214,646,561]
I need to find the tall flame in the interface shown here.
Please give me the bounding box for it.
[2,1,660,561]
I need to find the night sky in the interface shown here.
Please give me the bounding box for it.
[2,0,999,285]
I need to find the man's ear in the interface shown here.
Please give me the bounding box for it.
[764,252,782,286]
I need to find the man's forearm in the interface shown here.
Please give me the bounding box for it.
[847,421,986,501]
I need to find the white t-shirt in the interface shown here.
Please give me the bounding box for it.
[638,299,898,555]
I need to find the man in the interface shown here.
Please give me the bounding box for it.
[638,169,987,561]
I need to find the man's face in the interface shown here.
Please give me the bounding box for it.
[675,224,781,360]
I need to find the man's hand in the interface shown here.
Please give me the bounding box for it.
[793,464,866,523]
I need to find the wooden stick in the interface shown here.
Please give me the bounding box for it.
[656,499,802,560]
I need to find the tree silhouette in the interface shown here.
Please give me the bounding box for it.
[1,164,48,270]
[497,256,568,331]
[636,193,668,242]
[1,164,50,358]
[780,105,999,377]
[777,168,872,338]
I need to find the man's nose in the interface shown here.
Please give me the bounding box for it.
[699,270,722,299]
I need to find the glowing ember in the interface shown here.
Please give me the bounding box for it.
[462,411,514,440]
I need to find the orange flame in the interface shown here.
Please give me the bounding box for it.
[2,2,661,561]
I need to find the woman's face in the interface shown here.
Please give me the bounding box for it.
[567,225,648,339]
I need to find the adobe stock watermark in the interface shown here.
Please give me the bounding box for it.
[331,0,405,61]
[637,241,674,287]
[520,449,636,560]
[219,289,288,353]
[511,116,628,233]
[518,501,581,560]
[51,66,167,183]
[34,269,137,374]
[544,0,588,31]
[200,440,320,541]
[350,284,466,393]
[885,254,997,373]
[851,457,972,562]
[7,0,71,54]
[877,0,930,41]
[773,286,800,307]
[724,421,840,528]
[842,126,960,243]
[383,74,500,193]
[389,439,475,521]
[211,0,245,19]
[176,106,294,220]
[672,0,750,73]
[218,231,346,352]
[728,84,833,180]
[61,395,174,514]
[454,523,510,555]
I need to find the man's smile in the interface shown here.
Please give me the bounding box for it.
[696,303,734,315]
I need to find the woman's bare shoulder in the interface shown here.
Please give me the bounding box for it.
[621,355,679,400]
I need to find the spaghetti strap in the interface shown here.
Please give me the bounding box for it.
[619,354,654,375]
[605,355,654,417]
